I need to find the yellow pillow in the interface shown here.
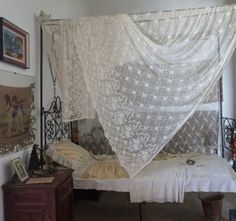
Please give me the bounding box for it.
[81,160,128,179]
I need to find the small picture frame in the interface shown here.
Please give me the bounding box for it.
[11,157,29,182]
[0,17,29,69]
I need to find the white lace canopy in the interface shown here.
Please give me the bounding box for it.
[40,5,236,177]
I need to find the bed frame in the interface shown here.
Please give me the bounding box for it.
[39,93,234,221]
[39,95,235,220]
[40,95,71,166]
[39,25,234,221]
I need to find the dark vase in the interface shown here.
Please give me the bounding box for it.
[28,144,40,171]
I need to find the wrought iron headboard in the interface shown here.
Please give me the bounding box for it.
[222,117,236,155]
[40,96,71,164]
[222,117,236,171]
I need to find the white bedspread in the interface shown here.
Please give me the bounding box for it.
[130,157,190,203]
[73,153,236,203]
[129,153,236,202]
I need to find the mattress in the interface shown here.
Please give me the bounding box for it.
[46,141,236,202]
[73,153,236,202]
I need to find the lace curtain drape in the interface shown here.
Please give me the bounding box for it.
[41,5,236,177]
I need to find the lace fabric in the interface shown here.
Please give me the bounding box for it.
[41,5,236,177]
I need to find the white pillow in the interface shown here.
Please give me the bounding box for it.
[46,140,90,170]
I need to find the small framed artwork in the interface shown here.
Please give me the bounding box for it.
[11,157,29,182]
[0,17,29,69]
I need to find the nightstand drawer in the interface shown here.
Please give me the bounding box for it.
[6,189,47,207]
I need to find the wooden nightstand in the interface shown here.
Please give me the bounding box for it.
[2,168,73,221]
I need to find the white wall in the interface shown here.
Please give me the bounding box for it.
[82,0,227,15]
[0,1,86,220]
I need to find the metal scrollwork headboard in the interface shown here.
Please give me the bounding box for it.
[222,117,236,171]
[42,96,71,150]
[222,117,236,154]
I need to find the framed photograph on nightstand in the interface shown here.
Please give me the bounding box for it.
[11,157,29,182]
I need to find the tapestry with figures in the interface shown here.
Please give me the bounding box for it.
[0,83,35,155]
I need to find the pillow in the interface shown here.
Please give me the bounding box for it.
[81,160,129,179]
[46,140,90,170]
[153,153,178,161]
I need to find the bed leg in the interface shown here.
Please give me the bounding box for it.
[233,160,236,172]
[139,203,143,221]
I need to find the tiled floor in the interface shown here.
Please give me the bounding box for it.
[74,191,236,221]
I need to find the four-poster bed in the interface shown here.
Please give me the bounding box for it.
[39,4,236,209]
[41,95,236,203]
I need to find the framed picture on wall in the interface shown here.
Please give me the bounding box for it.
[11,157,29,182]
[0,17,29,69]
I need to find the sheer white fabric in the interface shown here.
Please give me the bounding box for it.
[41,19,96,121]
[41,5,236,177]
[162,83,221,155]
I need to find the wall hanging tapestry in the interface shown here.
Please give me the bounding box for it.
[0,83,35,155]
[40,5,236,177]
